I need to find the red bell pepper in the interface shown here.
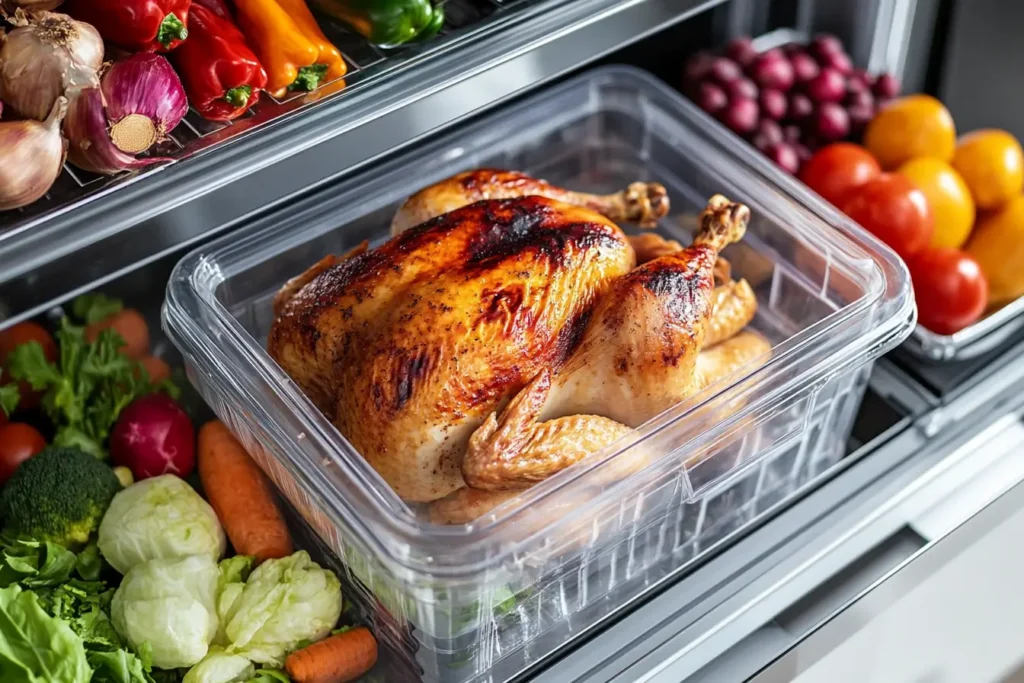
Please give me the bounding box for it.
[64,0,192,52]
[171,5,268,121]
[193,0,233,20]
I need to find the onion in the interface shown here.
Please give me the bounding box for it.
[709,57,742,86]
[789,52,819,84]
[873,73,900,99]
[695,82,727,115]
[64,52,187,175]
[749,53,794,91]
[788,93,813,121]
[0,97,67,210]
[752,118,783,149]
[759,89,787,120]
[764,142,800,174]
[726,77,758,102]
[814,102,850,140]
[0,10,102,121]
[725,37,758,68]
[806,68,847,103]
[720,97,758,134]
[2,1,65,10]
[110,393,195,481]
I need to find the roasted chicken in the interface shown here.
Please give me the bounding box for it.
[268,171,767,520]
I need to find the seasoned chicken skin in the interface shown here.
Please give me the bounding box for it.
[391,169,670,235]
[268,195,638,502]
[448,196,769,521]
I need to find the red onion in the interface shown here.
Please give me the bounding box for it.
[754,118,783,145]
[749,53,794,91]
[684,51,715,83]
[847,103,874,133]
[64,52,186,175]
[759,89,787,120]
[783,124,802,144]
[110,393,195,481]
[696,82,727,115]
[806,68,847,103]
[846,89,874,111]
[848,68,872,91]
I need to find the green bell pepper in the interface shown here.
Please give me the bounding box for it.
[312,0,445,48]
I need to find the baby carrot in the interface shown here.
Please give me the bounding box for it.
[285,627,378,683]
[198,420,294,562]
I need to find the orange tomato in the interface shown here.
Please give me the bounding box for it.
[799,143,881,208]
[898,157,975,249]
[841,173,934,259]
[966,195,1024,306]
[952,129,1024,210]
[85,308,150,360]
[864,95,956,170]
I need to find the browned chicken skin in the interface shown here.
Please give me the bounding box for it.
[269,195,637,502]
[391,169,670,234]
[269,171,766,520]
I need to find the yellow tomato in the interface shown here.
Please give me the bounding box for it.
[966,195,1024,306]
[864,95,956,170]
[898,157,975,249]
[952,129,1024,210]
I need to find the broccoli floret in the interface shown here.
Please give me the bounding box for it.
[0,447,121,548]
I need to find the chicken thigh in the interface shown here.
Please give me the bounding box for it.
[452,196,769,515]
[269,195,639,502]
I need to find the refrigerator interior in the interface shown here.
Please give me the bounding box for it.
[4,0,1024,681]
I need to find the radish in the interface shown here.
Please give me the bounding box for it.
[110,393,195,481]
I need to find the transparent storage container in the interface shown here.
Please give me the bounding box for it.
[164,66,915,682]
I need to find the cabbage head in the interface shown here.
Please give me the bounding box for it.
[215,555,254,646]
[183,648,255,683]
[222,551,342,666]
[111,555,220,669]
[98,475,226,575]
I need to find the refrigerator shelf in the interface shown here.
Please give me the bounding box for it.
[0,0,728,329]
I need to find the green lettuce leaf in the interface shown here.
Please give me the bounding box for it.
[0,584,92,683]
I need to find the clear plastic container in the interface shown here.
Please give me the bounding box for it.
[164,66,915,682]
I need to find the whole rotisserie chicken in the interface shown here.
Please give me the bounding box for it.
[268,170,768,520]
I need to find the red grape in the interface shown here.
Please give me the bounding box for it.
[818,50,853,75]
[790,52,820,83]
[788,93,814,121]
[696,82,728,114]
[848,68,872,91]
[845,88,874,111]
[753,118,784,146]
[815,102,850,140]
[793,142,813,163]
[720,97,759,134]
[750,53,795,91]
[810,34,845,60]
[726,37,759,68]
[806,68,847,103]
[782,42,804,57]
[765,142,801,174]
[847,103,874,132]
[727,77,759,101]
[759,89,788,120]
[710,57,743,85]
[684,51,716,83]
[873,73,900,98]
[783,124,802,143]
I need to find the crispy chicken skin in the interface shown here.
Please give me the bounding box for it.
[391,169,670,235]
[458,196,768,506]
[268,195,637,502]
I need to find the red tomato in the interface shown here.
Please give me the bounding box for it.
[799,143,881,207]
[0,322,57,412]
[907,247,989,335]
[0,423,46,484]
[841,173,934,259]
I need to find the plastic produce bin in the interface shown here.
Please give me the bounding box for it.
[164,66,915,682]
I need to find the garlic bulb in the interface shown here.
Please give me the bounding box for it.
[0,97,68,211]
[3,1,66,11]
[0,10,103,121]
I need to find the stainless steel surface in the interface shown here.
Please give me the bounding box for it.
[0,0,725,329]
[752,476,1024,683]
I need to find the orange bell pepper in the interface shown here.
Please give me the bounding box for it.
[234,0,347,97]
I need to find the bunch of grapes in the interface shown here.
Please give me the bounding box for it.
[683,35,900,174]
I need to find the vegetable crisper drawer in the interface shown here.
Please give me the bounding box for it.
[163,67,915,682]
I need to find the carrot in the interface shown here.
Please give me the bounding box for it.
[198,420,294,562]
[285,627,378,683]
[137,355,171,384]
[86,308,150,359]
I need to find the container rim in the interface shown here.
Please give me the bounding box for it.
[164,66,916,577]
